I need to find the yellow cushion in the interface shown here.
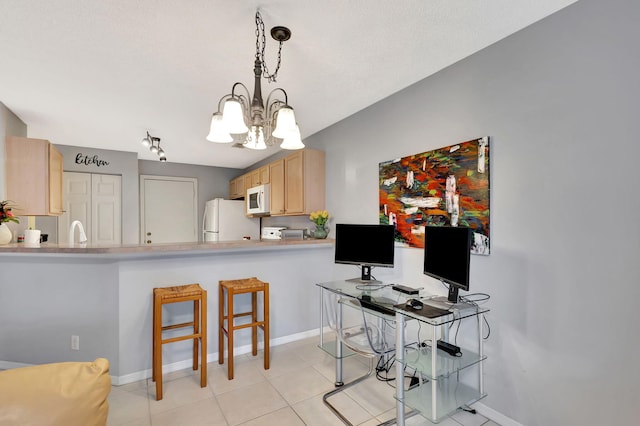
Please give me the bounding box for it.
[0,358,111,426]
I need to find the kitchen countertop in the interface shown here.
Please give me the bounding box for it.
[0,238,334,259]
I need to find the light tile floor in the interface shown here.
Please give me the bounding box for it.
[108,336,499,426]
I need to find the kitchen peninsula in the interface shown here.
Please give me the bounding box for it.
[0,237,331,257]
[0,239,334,384]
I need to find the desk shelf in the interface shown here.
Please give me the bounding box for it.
[401,347,486,380]
[318,339,356,359]
[395,309,488,423]
[398,380,486,424]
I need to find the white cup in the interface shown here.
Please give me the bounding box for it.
[24,229,41,247]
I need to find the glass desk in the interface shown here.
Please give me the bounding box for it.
[316,280,489,425]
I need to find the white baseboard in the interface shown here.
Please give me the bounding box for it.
[1,328,322,386]
[471,401,524,426]
[0,360,32,370]
[112,327,322,386]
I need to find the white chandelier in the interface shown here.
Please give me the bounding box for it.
[206,11,304,150]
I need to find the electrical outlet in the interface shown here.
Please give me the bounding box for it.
[71,335,80,351]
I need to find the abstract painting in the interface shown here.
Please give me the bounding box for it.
[379,136,490,255]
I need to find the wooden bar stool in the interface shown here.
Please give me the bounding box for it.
[218,277,270,380]
[152,283,207,401]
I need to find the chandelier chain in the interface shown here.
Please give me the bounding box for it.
[255,11,283,83]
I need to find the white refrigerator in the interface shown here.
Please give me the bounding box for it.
[203,198,260,242]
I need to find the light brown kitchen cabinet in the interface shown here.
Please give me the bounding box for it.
[245,165,270,190]
[244,173,253,193]
[5,136,64,216]
[258,165,270,186]
[228,178,236,199]
[284,151,304,214]
[270,149,325,216]
[230,148,325,216]
[248,170,259,188]
[269,159,286,214]
[229,175,246,199]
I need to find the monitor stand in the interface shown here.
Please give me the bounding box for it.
[345,265,381,284]
[427,291,471,311]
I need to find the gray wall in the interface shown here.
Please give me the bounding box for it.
[305,0,640,424]
[138,160,241,240]
[0,257,120,373]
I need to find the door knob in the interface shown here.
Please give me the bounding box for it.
[147,232,152,236]
[147,240,152,244]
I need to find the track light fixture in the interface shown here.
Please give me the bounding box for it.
[206,10,304,151]
[141,131,167,162]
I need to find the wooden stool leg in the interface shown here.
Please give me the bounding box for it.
[218,284,224,365]
[227,289,234,380]
[252,291,258,356]
[264,284,270,370]
[152,293,156,383]
[193,299,199,371]
[154,294,163,400]
[200,289,207,388]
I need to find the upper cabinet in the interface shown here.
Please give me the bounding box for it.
[229,175,245,200]
[257,165,270,186]
[228,149,325,215]
[269,149,325,216]
[229,165,270,200]
[248,165,270,189]
[269,159,285,214]
[5,137,64,216]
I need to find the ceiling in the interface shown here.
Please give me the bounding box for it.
[0,0,577,169]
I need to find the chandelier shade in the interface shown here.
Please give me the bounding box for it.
[271,106,297,139]
[206,112,233,143]
[280,125,305,150]
[222,99,249,134]
[206,11,303,151]
[245,126,267,150]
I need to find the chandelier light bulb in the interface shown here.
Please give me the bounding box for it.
[150,143,158,154]
[141,136,150,147]
[158,148,165,158]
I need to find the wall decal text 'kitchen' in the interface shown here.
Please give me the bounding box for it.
[75,153,110,167]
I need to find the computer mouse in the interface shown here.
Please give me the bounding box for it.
[406,299,423,309]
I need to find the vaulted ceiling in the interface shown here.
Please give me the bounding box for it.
[0,0,578,169]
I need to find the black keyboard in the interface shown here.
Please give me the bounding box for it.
[394,302,450,318]
[359,296,396,316]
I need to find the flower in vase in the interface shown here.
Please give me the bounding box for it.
[0,200,19,224]
[309,210,330,228]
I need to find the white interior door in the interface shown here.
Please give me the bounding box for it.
[140,175,198,244]
[92,174,122,245]
[58,172,91,244]
[58,172,122,245]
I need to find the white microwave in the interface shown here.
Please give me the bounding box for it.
[246,184,270,215]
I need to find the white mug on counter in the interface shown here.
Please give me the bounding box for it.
[24,229,41,247]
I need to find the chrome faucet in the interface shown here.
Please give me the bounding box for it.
[69,220,88,246]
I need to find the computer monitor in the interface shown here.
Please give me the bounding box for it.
[423,226,472,303]
[334,224,395,283]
